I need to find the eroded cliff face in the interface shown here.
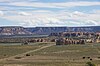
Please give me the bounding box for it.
[0,26,32,35]
[0,26,100,35]
[25,26,100,35]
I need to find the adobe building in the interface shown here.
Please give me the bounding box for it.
[55,32,100,45]
[56,38,85,45]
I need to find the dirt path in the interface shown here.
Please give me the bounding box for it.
[0,44,55,62]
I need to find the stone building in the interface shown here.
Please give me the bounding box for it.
[56,38,85,45]
[51,32,100,45]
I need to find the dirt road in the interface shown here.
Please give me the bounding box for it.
[0,44,55,62]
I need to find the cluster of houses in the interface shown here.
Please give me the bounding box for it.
[0,32,100,45]
[50,32,100,45]
[56,38,85,45]
[0,37,46,43]
[0,36,55,44]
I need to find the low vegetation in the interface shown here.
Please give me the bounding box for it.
[0,42,52,59]
[86,62,96,66]
[0,43,100,66]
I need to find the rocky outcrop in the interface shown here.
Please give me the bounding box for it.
[0,26,32,35]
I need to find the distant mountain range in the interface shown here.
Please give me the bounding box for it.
[0,26,100,35]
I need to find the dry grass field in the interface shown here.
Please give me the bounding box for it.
[0,42,100,66]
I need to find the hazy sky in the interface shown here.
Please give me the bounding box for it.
[0,0,100,27]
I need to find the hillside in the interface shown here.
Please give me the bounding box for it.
[0,26,32,35]
[25,26,100,35]
[0,26,100,35]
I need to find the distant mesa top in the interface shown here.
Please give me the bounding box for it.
[0,26,100,35]
[0,26,32,35]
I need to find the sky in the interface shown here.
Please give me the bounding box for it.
[0,0,100,27]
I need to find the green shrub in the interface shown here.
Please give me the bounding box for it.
[86,62,96,66]
[14,57,22,59]
[26,54,31,56]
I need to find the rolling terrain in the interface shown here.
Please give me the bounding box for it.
[0,42,100,66]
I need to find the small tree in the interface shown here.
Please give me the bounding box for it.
[26,54,30,56]
[87,57,90,59]
[83,57,85,59]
